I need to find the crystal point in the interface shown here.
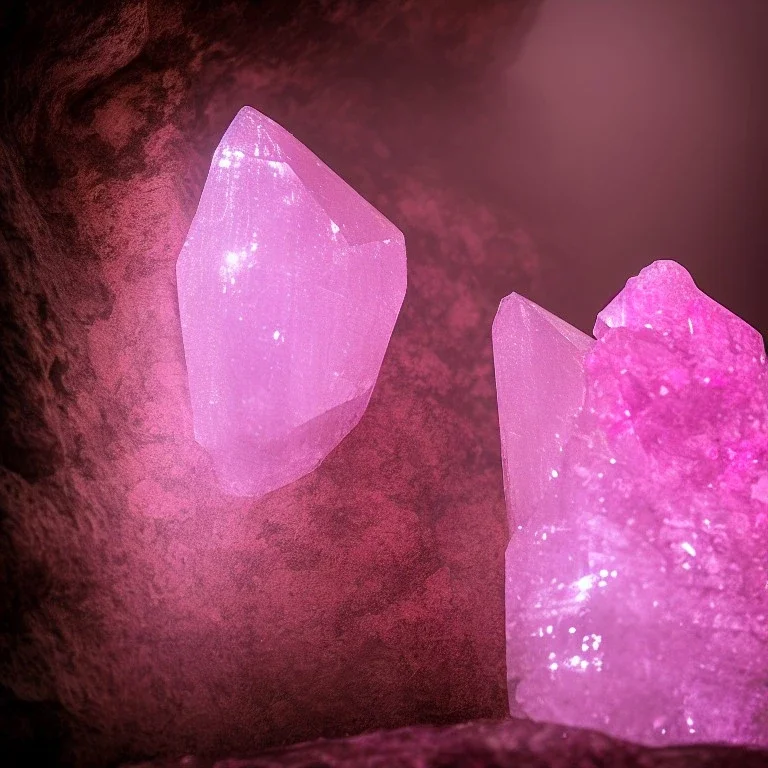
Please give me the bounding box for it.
[494,261,768,746]
[177,107,406,497]
[492,293,594,529]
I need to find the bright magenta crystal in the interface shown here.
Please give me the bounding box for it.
[494,261,768,746]
[177,107,406,497]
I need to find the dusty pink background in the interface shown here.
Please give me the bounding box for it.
[2,0,767,765]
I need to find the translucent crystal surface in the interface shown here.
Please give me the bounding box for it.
[494,261,768,746]
[177,107,406,497]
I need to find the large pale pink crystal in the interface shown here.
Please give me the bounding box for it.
[494,261,768,746]
[177,107,406,497]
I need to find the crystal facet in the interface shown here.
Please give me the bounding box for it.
[494,261,768,746]
[177,107,406,497]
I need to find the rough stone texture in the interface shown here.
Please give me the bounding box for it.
[120,719,768,768]
[0,1,537,766]
[1,1,766,766]
[177,106,406,498]
[497,262,768,746]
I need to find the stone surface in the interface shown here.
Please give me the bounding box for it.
[0,2,538,765]
[177,107,406,497]
[3,0,767,766]
[495,260,768,746]
[120,718,768,768]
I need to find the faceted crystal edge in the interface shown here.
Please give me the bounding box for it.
[224,106,401,248]
[492,293,594,527]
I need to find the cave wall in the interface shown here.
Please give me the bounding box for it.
[0,1,538,764]
[2,0,768,766]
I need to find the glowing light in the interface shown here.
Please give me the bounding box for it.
[496,260,768,746]
[681,542,697,557]
[177,106,406,497]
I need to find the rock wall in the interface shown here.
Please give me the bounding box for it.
[0,1,538,764]
[2,1,766,766]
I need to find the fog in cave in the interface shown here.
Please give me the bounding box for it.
[1,0,766,766]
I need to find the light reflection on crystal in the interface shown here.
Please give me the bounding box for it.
[177,106,406,498]
[493,260,768,747]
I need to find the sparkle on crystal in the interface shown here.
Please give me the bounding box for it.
[177,107,406,497]
[493,260,768,747]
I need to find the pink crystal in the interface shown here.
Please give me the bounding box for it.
[177,107,406,497]
[494,260,768,746]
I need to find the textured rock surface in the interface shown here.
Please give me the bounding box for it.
[121,719,768,768]
[0,1,538,766]
[2,0,767,767]
[177,107,406,497]
[497,261,768,746]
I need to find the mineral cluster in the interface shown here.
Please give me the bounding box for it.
[177,107,406,497]
[494,261,768,746]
